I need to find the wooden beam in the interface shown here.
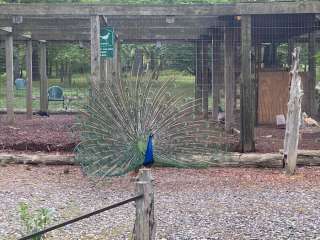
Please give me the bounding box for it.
[5,31,14,124]
[26,39,33,119]
[1,2,320,17]
[0,27,207,41]
[240,15,255,153]
[39,41,48,113]
[90,15,100,92]
[224,26,235,132]
[0,16,222,30]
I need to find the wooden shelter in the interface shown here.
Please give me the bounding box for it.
[0,1,320,152]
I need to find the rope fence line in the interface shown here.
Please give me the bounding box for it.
[18,195,143,240]
[18,169,155,240]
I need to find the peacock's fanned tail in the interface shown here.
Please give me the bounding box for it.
[75,73,223,178]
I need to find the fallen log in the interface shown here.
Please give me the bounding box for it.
[0,153,75,165]
[1,150,320,168]
[205,150,320,168]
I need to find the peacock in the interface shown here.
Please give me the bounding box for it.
[75,73,223,178]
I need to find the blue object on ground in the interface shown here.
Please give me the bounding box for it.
[143,134,154,166]
[15,78,27,90]
[48,86,65,108]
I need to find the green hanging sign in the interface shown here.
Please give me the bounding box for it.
[100,27,114,58]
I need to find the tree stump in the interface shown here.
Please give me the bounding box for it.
[283,47,303,175]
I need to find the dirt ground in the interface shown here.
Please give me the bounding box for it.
[0,114,320,153]
[2,165,320,239]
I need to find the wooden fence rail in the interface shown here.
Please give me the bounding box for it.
[18,169,155,240]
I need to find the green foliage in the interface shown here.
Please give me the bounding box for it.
[51,44,89,65]
[18,202,54,240]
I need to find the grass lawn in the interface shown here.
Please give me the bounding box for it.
[0,70,216,112]
[0,73,90,111]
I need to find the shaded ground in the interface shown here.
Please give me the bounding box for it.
[1,165,320,239]
[255,125,320,153]
[1,114,320,153]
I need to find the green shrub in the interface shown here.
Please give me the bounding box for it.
[18,202,54,240]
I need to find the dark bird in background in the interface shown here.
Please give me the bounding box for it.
[282,155,287,168]
[34,111,50,117]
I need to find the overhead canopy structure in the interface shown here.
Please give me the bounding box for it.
[0,2,320,42]
[1,1,320,153]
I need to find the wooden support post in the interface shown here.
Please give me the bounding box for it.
[308,31,316,117]
[202,38,209,119]
[240,15,255,152]
[115,37,121,80]
[5,32,14,124]
[283,47,303,175]
[211,38,219,120]
[224,26,235,132]
[103,36,119,83]
[195,40,202,113]
[100,58,107,89]
[91,15,101,93]
[100,49,116,89]
[212,39,223,120]
[134,169,155,240]
[39,41,48,113]
[254,44,259,126]
[26,40,33,119]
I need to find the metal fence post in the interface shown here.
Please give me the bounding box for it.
[134,169,155,240]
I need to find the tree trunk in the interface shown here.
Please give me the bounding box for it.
[32,46,40,81]
[60,63,65,83]
[48,59,52,78]
[283,47,303,175]
[13,48,20,80]
[150,50,155,71]
[67,63,72,87]
[55,61,59,78]
[132,48,143,77]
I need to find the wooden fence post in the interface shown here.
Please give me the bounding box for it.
[90,15,101,93]
[39,41,48,113]
[240,15,255,152]
[26,39,33,119]
[134,169,155,240]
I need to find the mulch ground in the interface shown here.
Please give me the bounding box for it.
[0,114,320,153]
[1,165,320,239]
[0,114,77,152]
